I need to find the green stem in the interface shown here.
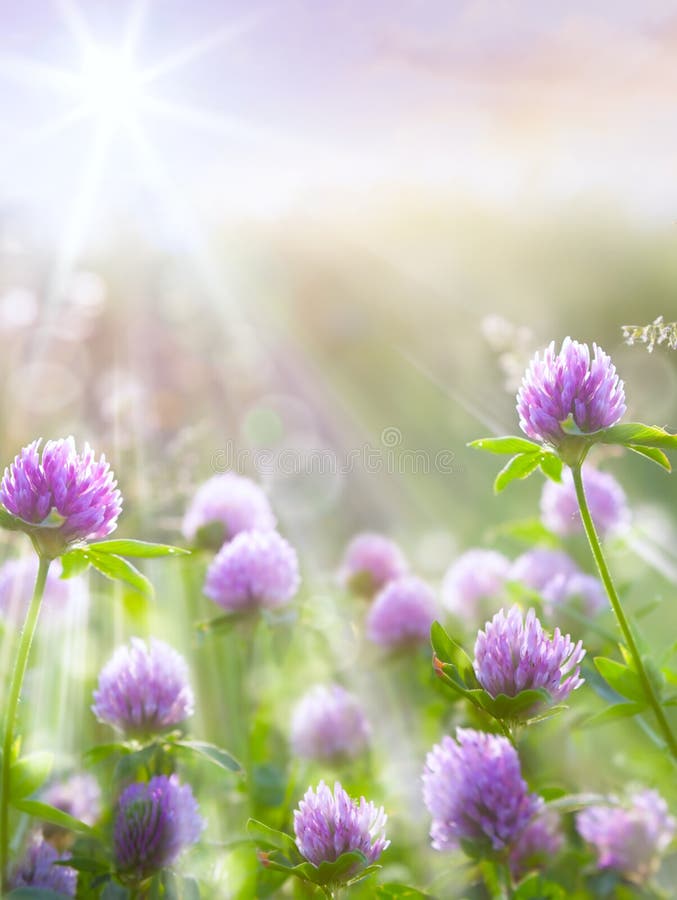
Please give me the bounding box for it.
[0,554,51,888]
[571,464,677,760]
[496,718,516,747]
[500,862,514,899]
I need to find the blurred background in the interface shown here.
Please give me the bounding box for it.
[0,0,675,549]
[0,1,677,894]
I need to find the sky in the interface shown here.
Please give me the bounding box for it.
[0,0,676,245]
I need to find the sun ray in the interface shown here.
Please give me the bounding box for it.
[124,120,237,312]
[0,54,81,95]
[0,104,89,167]
[28,120,114,365]
[122,0,151,57]
[54,0,94,57]
[138,11,266,85]
[139,94,331,160]
[55,123,113,271]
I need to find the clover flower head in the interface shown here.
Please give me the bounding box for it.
[516,338,626,447]
[509,548,580,593]
[0,437,122,554]
[293,781,389,872]
[541,572,607,619]
[509,808,563,880]
[10,833,77,896]
[182,472,276,547]
[0,556,87,626]
[422,728,542,854]
[577,789,675,884]
[92,637,194,736]
[473,606,585,710]
[366,576,437,648]
[43,772,102,827]
[114,775,204,878]
[204,529,300,611]
[442,549,510,622]
[340,532,408,596]
[541,466,630,538]
[291,684,370,762]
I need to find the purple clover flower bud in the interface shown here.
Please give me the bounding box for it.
[0,556,87,626]
[577,789,675,884]
[509,548,580,593]
[516,338,626,447]
[92,638,194,736]
[474,606,585,709]
[182,472,276,547]
[422,728,542,854]
[366,576,438,649]
[340,532,408,597]
[10,833,77,896]
[509,809,564,881]
[114,775,204,878]
[442,549,510,623]
[541,466,630,538]
[290,684,370,762]
[204,529,300,612]
[43,773,102,827]
[0,437,122,555]
[541,572,607,619]
[293,781,389,872]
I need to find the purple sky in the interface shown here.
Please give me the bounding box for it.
[0,0,675,242]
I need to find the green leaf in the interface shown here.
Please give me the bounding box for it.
[626,444,672,471]
[300,851,369,886]
[88,551,153,598]
[60,548,91,579]
[173,740,242,773]
[56,856,110,874]
[433,665,470,701]
[538,452,563,482]
[487,517,560,548]
[593,657,646,702]
[583,701,646,728]
[194,521,227,551]
[88,539,190,558]
[477,688,551,721]
[247,818,299,855]
[593,422,677,449]
[468,436,542,455]
[83,742,133,765]
[38,509,67,528]
[9,752,53,801]
[538,785,568,802]
[430,620,456,663]
[195,611,254,636]
[430,622,478,689]
[560,413,583,436]
[12,799,95,836]
[494,453,541,494]
[0,506,20,530]
[524,704,568,725]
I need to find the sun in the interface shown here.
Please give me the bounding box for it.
[78,46,143,128]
